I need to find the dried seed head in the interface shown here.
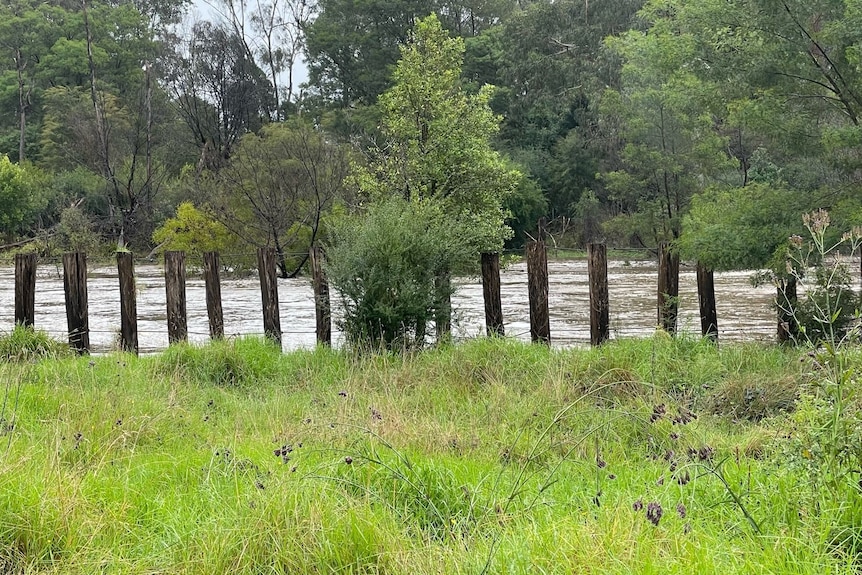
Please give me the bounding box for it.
[646,502,663,526]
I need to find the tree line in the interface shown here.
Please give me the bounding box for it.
[1,0,861,305]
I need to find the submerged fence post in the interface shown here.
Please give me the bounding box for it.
[203,251,224,340]
[777,277,798,343]
[481,252,504,337]
[657,242,680,334]
[696,262,718,342]
[526,240,550,345]
[117,251,138,354]
[587,243,610,346]
[257,247,282,346]
[62,252,89,354]
[14,253,36,328]
[164,251,188,345]
[310,246,331,346]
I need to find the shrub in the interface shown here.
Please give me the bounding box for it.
[326,197,475,351]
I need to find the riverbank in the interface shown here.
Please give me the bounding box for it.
[0,335,859,574]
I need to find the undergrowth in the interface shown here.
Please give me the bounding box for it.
[0,335,855,574]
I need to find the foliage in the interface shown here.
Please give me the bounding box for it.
[678,183,808,271]
[0,156,49,239]
[152,202,233,256]
[326,197,475,350]
[211,119,351,277]
[354,14,520,253]
[56,206,103,256]
[785,211,862,345]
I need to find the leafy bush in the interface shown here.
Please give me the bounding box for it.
[326,197,475,351]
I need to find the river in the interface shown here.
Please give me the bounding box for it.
[0,259,780,354]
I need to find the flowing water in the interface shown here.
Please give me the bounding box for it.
[0,259,781,354]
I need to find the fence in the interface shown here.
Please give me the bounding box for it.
[6,242,788,355]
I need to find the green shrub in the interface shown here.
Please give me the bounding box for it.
[326,197,476,351]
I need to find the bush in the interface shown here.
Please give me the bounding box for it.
[326,197,476,351]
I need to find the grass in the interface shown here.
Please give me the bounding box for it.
[0,333,859,573]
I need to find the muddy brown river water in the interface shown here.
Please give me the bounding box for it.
[0,259,781,354]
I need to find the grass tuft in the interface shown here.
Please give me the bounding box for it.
[0,326,70,363]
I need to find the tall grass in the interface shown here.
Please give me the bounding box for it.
[0,335,855,573]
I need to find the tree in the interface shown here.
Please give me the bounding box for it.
[211,119,351,277]
[460,0,644,231]
[610,0,862,264]
[304,0,517,111]
[328,14,519,348]
[166,20,275,172]
[0,156,49,241]
[215,0,316,118]
[355,13,520,251]
[0,0,53,162]
[600,10,732,245]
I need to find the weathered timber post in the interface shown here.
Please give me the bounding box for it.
[657,242,680,334]
[14,253,36,328]
[203,252,224,340]
[435,269,452,342]
[526,240,550,345]
[164,251,188,344]
[257,247,282,345]
[696,262,718,342]
[587,243,610,346]
[481,252,504,337]
[310,246,331,346]
[777,277,798,343]
[62,252,89,354]
[116,252,138,354]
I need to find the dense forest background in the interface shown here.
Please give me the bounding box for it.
[1,0,861,276]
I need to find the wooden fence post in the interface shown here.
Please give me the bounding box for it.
[14,253,36,328]
[116,252,138,354]
[777,277,798,343]
[435,270,452,342]
[481,252,504,337]
[203,252,224,340]
[696,262,718,342]
[257,247,282,345]
[587,243,610,346]
[164,251,188,344]
[310,246,331,346]
[62,252,89,354]
[526,240,550,345]
[657,242,680,334]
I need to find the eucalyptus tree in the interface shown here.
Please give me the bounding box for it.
[166,20,275,173]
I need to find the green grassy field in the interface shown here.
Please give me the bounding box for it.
[0,332,860,574]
